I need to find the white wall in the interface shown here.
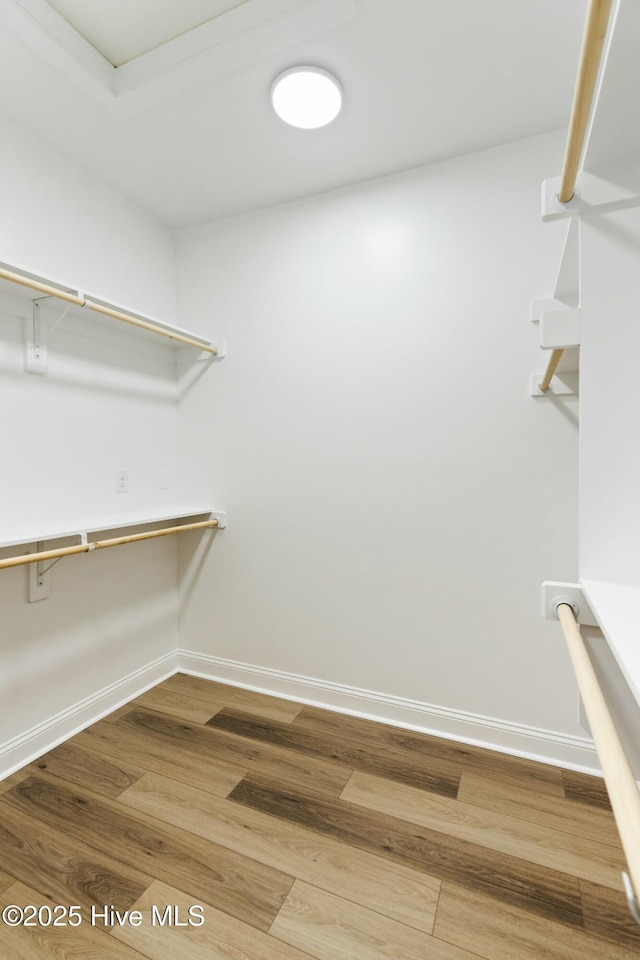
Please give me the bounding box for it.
[176,129,589,764]
[0,114,593,772]
[0,113,180,770]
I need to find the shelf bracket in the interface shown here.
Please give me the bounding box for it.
[78,531,96,553]
[46,300,73,337]
[28,541,51,601]
[27,531,93,601]
[24,300,47,375]
[24,297,74,375]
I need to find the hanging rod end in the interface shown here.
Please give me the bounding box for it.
[542,177,582,221]
[529,372,578,398]
[541,581,598,626]
[552,597,579,619]
[210,511,227,529]
[207,340,226,360]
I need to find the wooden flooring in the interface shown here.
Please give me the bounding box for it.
[0,674,638,959]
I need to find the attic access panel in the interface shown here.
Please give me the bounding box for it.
[47,0,251,66]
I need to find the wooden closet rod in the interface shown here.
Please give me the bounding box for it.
[85,301,218,353]
[0,520,218,571]
[0,267,85,306]
[0,266,218,355]
[557,603,640,917]
[559,0,614,204]
[539,348,565,393]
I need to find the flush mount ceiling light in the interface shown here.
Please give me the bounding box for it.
[271,66,343,129]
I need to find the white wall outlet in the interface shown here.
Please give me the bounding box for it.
[116,470,129,493]
[159,469,169,490]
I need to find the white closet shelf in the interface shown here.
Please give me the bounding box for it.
[0,507,221,550]
[0,258,223,356]
[580,578,640,708]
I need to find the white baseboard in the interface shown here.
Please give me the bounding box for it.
[0,648,600,782]
[0,651,179,780]
[177,650,600,774]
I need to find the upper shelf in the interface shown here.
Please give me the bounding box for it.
[583,0,640,171]
[0,257,223,357]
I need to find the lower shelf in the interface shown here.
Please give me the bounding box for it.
[580,578,640,708]
[0,507,217,550]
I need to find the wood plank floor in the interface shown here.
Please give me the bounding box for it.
[0,674,639,959]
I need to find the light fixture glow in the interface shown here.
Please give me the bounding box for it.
[271,67,342,129]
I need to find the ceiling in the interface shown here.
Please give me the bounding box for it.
[0,0,587,228]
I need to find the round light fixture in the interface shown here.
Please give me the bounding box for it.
[271,66,343,129]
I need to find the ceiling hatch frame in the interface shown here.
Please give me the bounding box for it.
[0,0,357,117]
